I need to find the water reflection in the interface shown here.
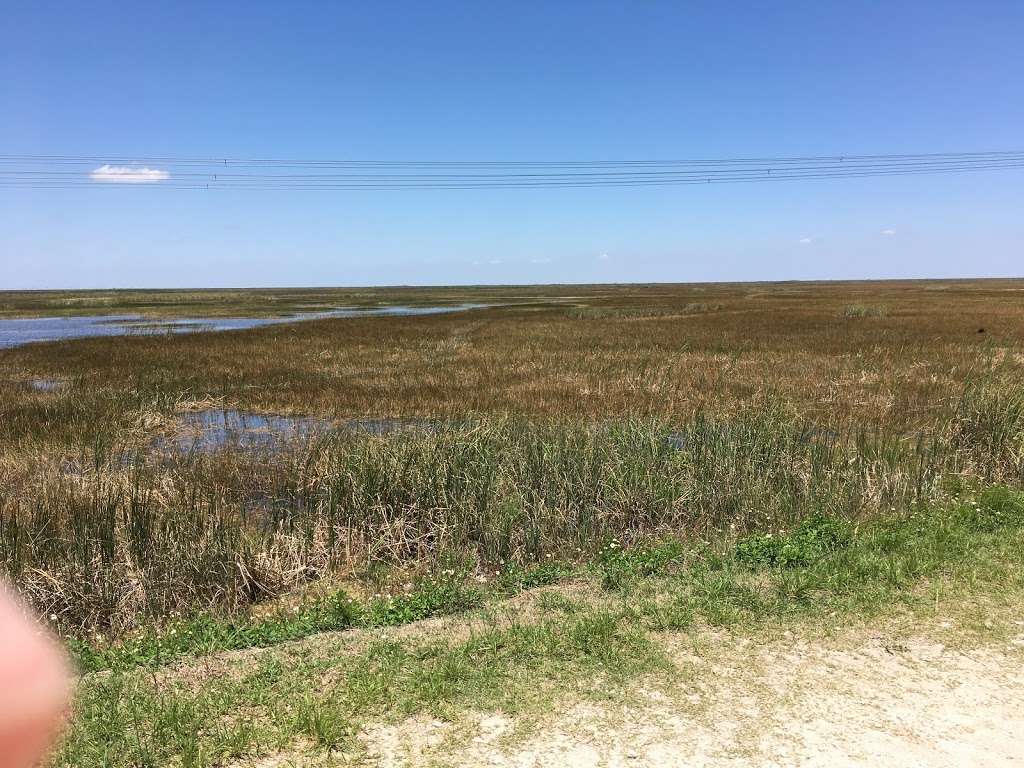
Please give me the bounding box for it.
[160,409,444,453]
[0,304,484,349]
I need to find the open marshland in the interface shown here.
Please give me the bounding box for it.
[3,279,1022,425]
[2,279,1023,766]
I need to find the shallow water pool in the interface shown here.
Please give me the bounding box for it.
[159,410,445,453]
[0,304,484,350]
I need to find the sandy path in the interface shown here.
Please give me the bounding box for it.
[362,623,1024,767]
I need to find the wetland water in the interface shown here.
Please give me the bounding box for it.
[0,303,484,349]
[161,409,443,453]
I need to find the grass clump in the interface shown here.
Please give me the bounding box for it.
[955,484,1024,531]
[840,303,887,318]
[598,538,684,589]
[735,513,852,568]
[949,375,1024,481]
[497,560,573,594]
[360,577,483,628]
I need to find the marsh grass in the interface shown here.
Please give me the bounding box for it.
[1,280,1022,641]
[4,281,1020,433]
[0,370,1018,645]
[948,375,1024,482]
[0,286,510,318]
[1,402,953,635]
[569,303,724,319]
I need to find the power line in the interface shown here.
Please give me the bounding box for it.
[0,150,1022,190]
[3,166,1023,190]
[2,149,1023,168]
[4,156,1024,181]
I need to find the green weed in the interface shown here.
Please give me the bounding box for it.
[735,513,852,568]
[598,538,684,590]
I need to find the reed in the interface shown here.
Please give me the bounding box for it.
[1,386,1013,636]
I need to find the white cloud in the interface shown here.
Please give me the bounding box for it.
[530,257,552,264]
[488,258,502,265]
[799,237,813,245]
[881,228,896,236]
[597,252,610,260]
[90,164,170,183]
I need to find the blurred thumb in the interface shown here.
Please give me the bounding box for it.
[0,586,71,768]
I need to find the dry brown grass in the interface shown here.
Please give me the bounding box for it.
[2,279,1021,437]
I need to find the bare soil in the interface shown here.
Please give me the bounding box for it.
[357,620,1024,767]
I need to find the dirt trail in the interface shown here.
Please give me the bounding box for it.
[361,623,1024,767]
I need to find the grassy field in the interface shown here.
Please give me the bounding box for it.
[0,279,1022,764]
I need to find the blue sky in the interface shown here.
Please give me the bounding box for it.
[2,1,1022,289]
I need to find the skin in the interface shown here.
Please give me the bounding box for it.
[0,585,70,768]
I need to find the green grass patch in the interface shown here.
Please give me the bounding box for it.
[57,609,664,768]
[597,538,685,589]
[360,577,483,628]
[497,560,573,594]
[632,486,1024,630]
[734,513,852,568]
[71,576,483,673]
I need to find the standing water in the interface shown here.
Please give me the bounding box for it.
[0,304,485,350]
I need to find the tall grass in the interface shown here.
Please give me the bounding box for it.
[3,382,1015,636]
[947,375,1024,482]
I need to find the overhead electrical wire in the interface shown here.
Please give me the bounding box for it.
[0,150,1022,190]
[2,149,1023,167]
